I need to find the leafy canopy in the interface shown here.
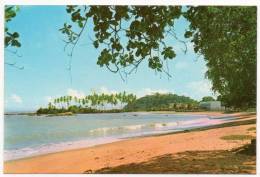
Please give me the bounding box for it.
[184,6,256,108]
[60,6,182,75]
[201,96,215,102]
[5,6,21,48]
[125,93,198,111]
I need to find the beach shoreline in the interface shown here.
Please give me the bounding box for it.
[4,112,256,174]
[4,111,237,161]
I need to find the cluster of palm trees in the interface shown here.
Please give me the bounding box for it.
[48,92,137,110]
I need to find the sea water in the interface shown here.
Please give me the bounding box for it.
[4,112,234,161]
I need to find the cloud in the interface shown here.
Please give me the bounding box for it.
[96,87,173,98]
[202,66,208,76]
[98,86,118,94]
[45,96,54,103]
[187,42,195,53]
[186,80,214,100]
[89,87,173,98]
[67,88,85,98]
[10,94,22,103]
[46,87,119,103]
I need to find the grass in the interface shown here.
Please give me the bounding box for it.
[247,127,256,131]
[94,143,256,174]
[220,135,254,141]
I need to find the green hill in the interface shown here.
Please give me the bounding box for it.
[124,93,199,111]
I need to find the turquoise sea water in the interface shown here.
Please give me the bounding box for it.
[4,112,233,161]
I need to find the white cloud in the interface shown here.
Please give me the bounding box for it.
[45,96,54,103]
[186,80,215,100]
[201,64,208,75]
[98,86,118,94]
[187,42,195,53]
[96,87,173,98]
[67,88,85,98]
[10,94,22,103]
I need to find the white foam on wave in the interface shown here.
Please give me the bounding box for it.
[149,122,179,129]
[88,117,222,135]
[4,137,121,161]
[124,124,144,130]
[178,117,223,128]
[89,124,145,134]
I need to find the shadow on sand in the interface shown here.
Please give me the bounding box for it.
[91,140,256,174]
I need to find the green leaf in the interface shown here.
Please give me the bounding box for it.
[184,31,193,38]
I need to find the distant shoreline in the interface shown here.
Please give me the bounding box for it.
[4,112,36,116]
[4,110,230,117]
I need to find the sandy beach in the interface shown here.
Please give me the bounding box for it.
[4,112,256,174]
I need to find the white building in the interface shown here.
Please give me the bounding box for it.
[199,101,224,111]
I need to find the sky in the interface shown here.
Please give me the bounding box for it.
[4,6,216,112]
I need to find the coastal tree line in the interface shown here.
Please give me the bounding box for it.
[37,92,137,114]
[125,93,200,112]
[37,92,209,114]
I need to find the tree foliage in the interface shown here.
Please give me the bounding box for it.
[60,6,182,75]
[125,93,199,111]
[37,92,137,114]
[184,6,256,108]
[5,6,21,48]
[201,96,215,102]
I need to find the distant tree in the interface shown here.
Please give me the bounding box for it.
[125,93,198,111]
[201,96,215,102]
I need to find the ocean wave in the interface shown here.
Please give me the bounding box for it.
[4,137,121,161]
[89,124,145,134]
[89,121,180,134]
[178,117,222,127]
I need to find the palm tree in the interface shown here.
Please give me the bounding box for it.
[57,97,61,109]
[116,93,122,109]
[53,98,57,108]
[68,96,72,108]
[74,96,78,106]
[65,96,70,109]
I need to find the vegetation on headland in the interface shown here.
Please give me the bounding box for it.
[36,91,256,115]
[125,93,199,112]
[37,92,205,115]
[201,96,215,102]
[36,92,137,115]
